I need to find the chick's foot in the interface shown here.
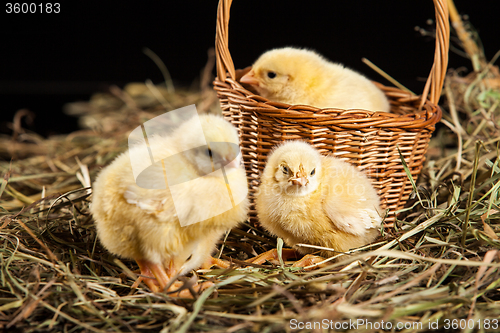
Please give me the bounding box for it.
[134,258,171,292]
[168,281,215,298]
[246,248,300,265]
[133,258,213,298]
[291,254,327,270]
[202,256,231,269]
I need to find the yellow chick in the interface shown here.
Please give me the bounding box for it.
[240,47,390,112]
[255,141,382,258]
[91,114,249,293]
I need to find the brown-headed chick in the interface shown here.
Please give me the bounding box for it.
[241,47,390,112]
[91,114,249,294]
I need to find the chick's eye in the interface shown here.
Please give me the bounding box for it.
[282,166,289,174]
[267,71,277,79]
[310,169,315,176]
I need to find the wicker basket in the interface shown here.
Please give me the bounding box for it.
[214,0,450,223]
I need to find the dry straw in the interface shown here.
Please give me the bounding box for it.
[214,0,450,223]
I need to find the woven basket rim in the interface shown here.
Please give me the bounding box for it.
[213,78,443,130]
[215,0,450,108]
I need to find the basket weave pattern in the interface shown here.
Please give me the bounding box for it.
[214,0,450,223]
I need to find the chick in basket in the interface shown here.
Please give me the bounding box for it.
[251,141,383,267]
[91,114,249,296]
[240,47,390,112]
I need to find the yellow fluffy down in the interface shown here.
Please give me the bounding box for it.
[243,47,390,111]
[91,114,249,276]
[256,141,383,257]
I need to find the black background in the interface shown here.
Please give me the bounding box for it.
[1,1,498,136]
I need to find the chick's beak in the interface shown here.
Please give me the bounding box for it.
[240,70,260,86]
[290,164,309,187]
[290,177,308,186]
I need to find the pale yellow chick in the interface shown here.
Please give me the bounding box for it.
[255,141,382,258]
[240,47,390,112]
[91,114,249,293]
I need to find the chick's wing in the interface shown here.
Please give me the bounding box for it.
[320,157,381,236]
[124,170,241,228]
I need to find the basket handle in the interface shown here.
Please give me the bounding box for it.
[215,0,449,105]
